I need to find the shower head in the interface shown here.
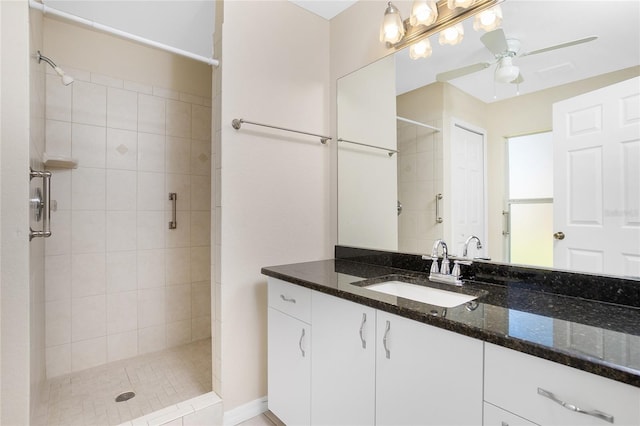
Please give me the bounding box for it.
[36,51,74,86]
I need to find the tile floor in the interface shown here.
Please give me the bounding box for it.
[33,339,212,426]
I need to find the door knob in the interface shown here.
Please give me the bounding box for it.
[553,231,565,240]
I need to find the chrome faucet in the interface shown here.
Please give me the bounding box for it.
[462,235,483,258]
[430,239,450,275]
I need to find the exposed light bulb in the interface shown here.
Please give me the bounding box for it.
[410,0,438,27]
[380,2,405,44]
[409,39,433,60]
[439,23,464,46]
[447,0,475,10]
[473,5,503,32]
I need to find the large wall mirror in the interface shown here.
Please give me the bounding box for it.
[337,0,640,279]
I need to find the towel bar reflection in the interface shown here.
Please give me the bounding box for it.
[30,169,52,240]
[169,193,177,229]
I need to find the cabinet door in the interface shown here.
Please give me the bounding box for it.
[311,291,376,425]
[268,307,311,426]
[376,311,483,426]
[484,402,540,426]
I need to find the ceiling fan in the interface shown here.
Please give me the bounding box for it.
[436,28,598,85]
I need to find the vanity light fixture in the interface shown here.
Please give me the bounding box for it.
[380,0,501,51]
[473,5,502,32]
[410,0,439,27]
[380,2,405,44]
[448,0,476,9]
[439,23,465,46]
[410,39,433,59]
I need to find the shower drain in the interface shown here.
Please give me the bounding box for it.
[115,391,136,402]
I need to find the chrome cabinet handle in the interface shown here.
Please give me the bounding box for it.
[383,320,391,359]
[29,169,52,240]
[537,388,614,424]
[299,328,306,357]
[435,193,443,223]
[359,313,367,349]
[168,192,177,229]
[280,294,296,303]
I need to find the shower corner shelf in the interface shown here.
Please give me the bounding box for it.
[43,153,78,169]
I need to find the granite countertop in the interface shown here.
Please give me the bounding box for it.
[262,257,640,388]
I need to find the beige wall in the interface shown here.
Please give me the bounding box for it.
[219,0,330,412]
[43,18,211,98]
[1,0,32,424]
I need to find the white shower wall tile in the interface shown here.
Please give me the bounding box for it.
[107,128,138,170]
[44,69,212,377]
[166,136,191,174]
[72,336,107,371]
[72,80,107,126]
[138,132,166,172]
[107,211,138,251]
[108,87,138,131]
[71,210,106,254]
[166,100,192,138]
[165,248,191,286]
[46,119,72,157]
[71,252,106,298]
[72,294,107,341]
[71,122,107,167]
[46,74,72,121]
[45,254,71,302]
[138,94,166,135]
[107,291,138,334]
[107,251,138,293]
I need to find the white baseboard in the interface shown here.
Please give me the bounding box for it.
[222,396,268,426]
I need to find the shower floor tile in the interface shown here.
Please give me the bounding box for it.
[35,339,212,426]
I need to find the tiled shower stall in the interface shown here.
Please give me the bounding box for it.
[43,65,212,377]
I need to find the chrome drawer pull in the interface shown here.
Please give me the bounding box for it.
[537,388,614,424]
[168,192,177,229]
[280,294,296,303]
[383,320,391,359]
[359,313,367,349]
[299,328,306,357]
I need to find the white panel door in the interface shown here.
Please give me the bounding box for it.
[450,122,487,256]
[553,77,640,277]
[311,292,376,425]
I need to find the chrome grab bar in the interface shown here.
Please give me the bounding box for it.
[435,193,443,223]
[168,192,177,229]
[30,169,52,240]
[537,388,614,424]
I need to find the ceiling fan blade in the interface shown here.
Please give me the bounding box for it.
[436,62,491,82]
[481,28,509,55]
[521,36,598,57]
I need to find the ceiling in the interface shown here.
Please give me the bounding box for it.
[394,0,640,102]
[288,0,357,20]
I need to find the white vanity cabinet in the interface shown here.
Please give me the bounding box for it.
[311,291,376,425]
[375,310,484,426]
[267,278,312,426]
[484,343,640,426]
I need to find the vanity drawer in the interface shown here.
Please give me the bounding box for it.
[485,343,640,426]
[267,277,311,323]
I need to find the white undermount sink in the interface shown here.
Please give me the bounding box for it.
[364,280,478,308]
